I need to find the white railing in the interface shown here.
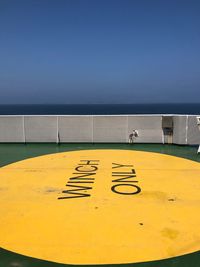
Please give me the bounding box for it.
[0,115,199,144]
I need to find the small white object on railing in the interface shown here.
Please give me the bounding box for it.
[129,130,139,144]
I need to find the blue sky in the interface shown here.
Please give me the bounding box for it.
[0,0,200,104]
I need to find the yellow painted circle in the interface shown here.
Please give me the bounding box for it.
[1,149,200,265]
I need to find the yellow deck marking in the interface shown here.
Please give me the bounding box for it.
[1,149,200,265]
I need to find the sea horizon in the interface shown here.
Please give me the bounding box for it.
[0,103,200,115]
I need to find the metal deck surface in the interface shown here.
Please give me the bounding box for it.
[0,143,200,267]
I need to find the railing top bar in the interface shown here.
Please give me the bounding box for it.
[0,114,199,117]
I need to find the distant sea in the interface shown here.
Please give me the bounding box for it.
[0,104,200,115]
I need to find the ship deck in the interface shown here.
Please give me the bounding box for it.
[0,143,200,267]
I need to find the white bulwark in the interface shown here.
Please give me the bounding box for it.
[0,115,200,145]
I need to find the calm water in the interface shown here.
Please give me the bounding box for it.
[0,104,200,115]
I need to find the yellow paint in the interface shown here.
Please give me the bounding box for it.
[0,149,200,265]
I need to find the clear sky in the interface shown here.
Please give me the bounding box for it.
[0,0,200,104]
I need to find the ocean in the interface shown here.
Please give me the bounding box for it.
[0,104,199,115]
